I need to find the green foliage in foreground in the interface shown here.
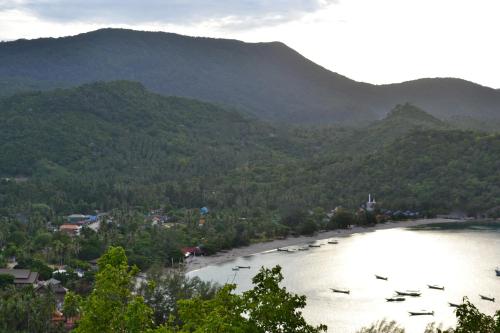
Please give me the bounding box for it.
[0,285,63,333]
[138,267,219,326]
[163,266,327,333]
[75,247,152,333]
[356,320,405,333]
[454,297,500,332]
[75,246,326,333]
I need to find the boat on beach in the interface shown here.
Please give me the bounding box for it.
[331,288,350,294]
[386,297,405,302]
[409,310,434,316]
[427,284,445,290]
[479,295,495,302]
[298,247,309,251]
[327,240,338,244]
[375,275,388,281]
[277,248,289,252]
[396,290,421,297]
[449,302,460,308]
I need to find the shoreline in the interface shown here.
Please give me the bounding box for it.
[185,217,467,273]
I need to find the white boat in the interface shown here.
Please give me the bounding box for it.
[479,294,495,302]
[386,297,405,302]
[396,290,421,297]
[409,310,434,316]
[427,284,444,290]
[331,288,350,294]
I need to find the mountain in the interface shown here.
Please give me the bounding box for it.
[377,78,500,121]
[1,28,499,125]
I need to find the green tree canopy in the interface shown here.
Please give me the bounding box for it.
[75,246,153,333]
[454,297,500,333]
[159,265,326,333]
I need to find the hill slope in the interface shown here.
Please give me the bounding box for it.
[1,28,499,124]
[0,81,295,210]
[353,103,448,151]
[1,83,499,216]
[294,103,449,157]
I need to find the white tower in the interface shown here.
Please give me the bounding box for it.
[366,194,376,212]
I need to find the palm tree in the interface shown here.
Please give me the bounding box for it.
[52,240,65,266]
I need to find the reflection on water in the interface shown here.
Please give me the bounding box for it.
[188,222,500,333]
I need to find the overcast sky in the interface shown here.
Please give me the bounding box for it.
[1,0,499,88]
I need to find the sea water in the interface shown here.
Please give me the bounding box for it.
[188,222,500,333]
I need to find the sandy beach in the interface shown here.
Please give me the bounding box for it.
[185,218,465,272]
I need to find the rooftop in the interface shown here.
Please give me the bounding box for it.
[0,268,39,284]
[60,224,81,230]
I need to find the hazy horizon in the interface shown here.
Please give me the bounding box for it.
[1,0,499,89]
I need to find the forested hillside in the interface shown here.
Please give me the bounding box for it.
[1,82,500,216]
[0,81,296,212]
[293,129,500,213]
[1,28,500,125]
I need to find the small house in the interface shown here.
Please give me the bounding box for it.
[59,224,81,236]
[181,246,204,258]
[0,268,39,286]
[35,278,67,309]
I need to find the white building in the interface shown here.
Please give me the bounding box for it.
[366,194,376,212]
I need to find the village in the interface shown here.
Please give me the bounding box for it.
[0,194,426,329]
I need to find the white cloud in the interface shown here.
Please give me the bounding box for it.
[3,0,337,28]
[237,0,500,88]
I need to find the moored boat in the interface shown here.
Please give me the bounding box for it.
[479,295,495,302]
[298,247,309,251]
[386,297,405,302]
[375,275,388,281]
[331,288,350,294]
[328,240,338,244]
[409,310,434,316]
[277,248,289,252]
[309,244,321,248]
[427,284,445,290]
[496,268,500,276]
[237,265,250,269]
[396,290,421,297]
[232,267,239,271]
